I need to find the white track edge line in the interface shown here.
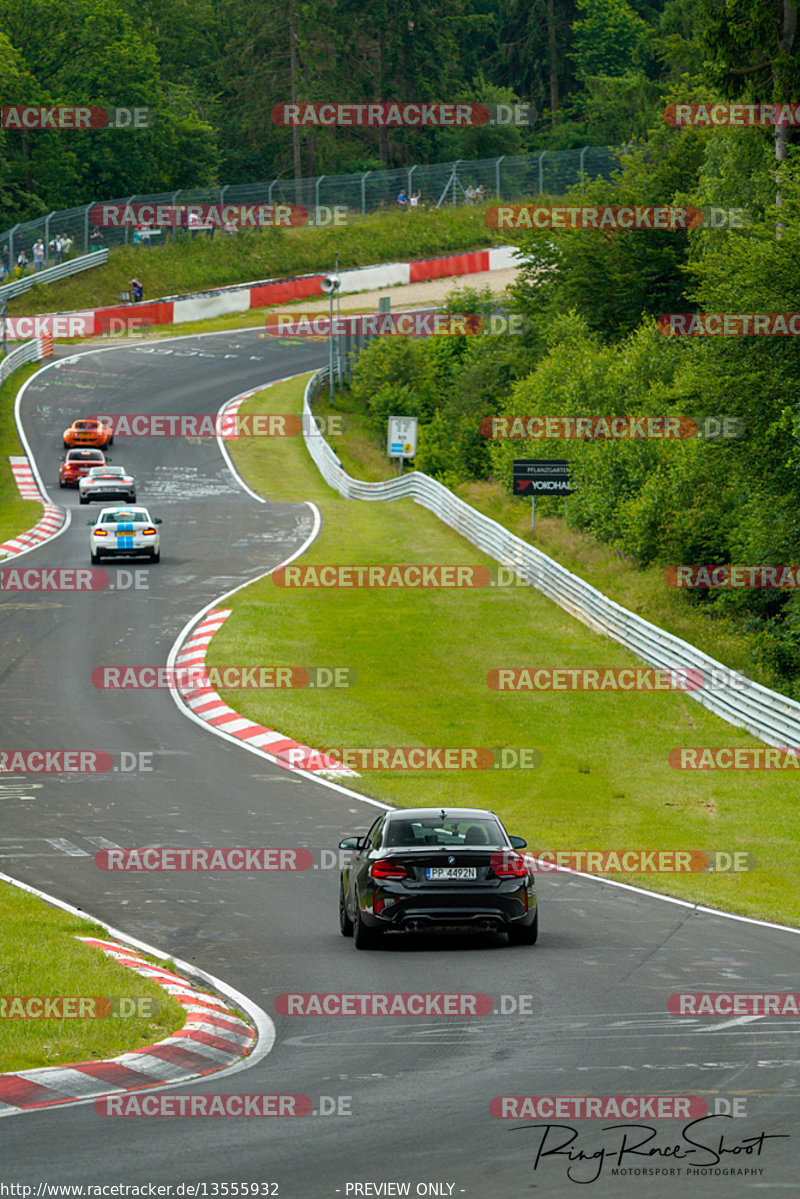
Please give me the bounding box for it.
[0,871,275,1117]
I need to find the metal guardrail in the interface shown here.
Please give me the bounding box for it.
[0,249,109,302]
[0,337,47,384]
[302,367,799,748]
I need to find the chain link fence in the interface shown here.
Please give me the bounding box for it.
[0,145,623,273]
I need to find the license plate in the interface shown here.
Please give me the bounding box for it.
[426,867,477,880]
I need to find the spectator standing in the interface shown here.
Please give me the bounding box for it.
[475,184,485,203]
[0,245,9,280]
[224,218,238,236]
[49,234,63,263]
[465,184,476,206]
[138,223,152,249]
[16,248,28,275]
[130,278,143,303]
[90,228,103,251]
[61,233,73,258]
[33,240,45,271]
[409,191,421,209]
[188,211,201,238]
[397,188,408,211]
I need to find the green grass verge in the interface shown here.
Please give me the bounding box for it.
[311,390,790,693]
[211,373,799,928]
[0,883,186,1072]
[0,361,48,548]
[8,206,501,318]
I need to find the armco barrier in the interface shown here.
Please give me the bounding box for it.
[302,369,800,748]
[0,249,109,302]
[5,245,522,342]
[0,336,49,383]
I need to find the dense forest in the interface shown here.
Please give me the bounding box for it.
[0,0,718,223]
[336,2,800,696]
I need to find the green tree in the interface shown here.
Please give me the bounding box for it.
[571,0,652,78]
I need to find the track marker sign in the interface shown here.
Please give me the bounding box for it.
[387,416,418,474]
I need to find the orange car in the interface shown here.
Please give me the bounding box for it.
[63,417,114,449]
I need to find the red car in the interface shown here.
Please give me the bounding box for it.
[59,447,108,487]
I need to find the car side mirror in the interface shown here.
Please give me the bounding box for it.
[509,835,527,849]
[338,836,361,850]
[86,520,95,525]
[154,517,162,524]
[59,455,65,462]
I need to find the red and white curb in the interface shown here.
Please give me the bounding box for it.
[174,608,359,779]
[5,245,521,342]
[0,456,65,560]
[0,936,255,1115]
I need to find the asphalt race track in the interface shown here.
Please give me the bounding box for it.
[1,329,798,1197]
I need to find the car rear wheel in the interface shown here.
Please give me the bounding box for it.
[150,549,160,563]
[91,549,101,564]
[79,495,88,504]
[339,884,353,937]
[508,910,538,946]
[353,906,382,950]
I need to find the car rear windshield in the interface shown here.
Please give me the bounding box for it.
[100,511,148,524]
[69,450,103,460]
[383,818,506,848]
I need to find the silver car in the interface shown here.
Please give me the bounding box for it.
[79,465,136,505]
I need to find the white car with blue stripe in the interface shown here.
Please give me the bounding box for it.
[89,506,162,564]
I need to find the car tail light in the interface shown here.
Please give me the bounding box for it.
[490,851,529,878]
[370,859,407,880]
[142,527,157,535]
[94,529,108,537]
